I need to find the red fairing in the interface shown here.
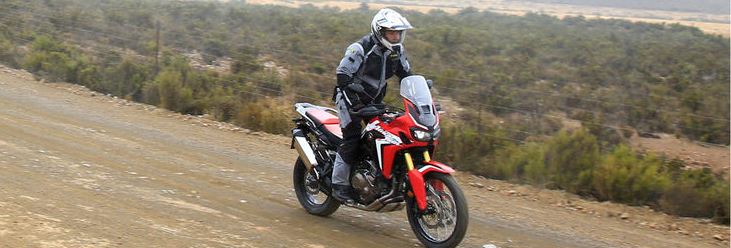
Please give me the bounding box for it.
[381,144,400,178]
[418,161,455,174]
[378,99,431,179]
[408,169,427,211]
[382,141,450,179]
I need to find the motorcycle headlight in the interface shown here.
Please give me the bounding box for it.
[411,129,432,142]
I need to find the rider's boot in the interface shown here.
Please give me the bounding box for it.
[332,184,355,205]
[332,153,355,205]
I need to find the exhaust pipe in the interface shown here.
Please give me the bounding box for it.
[292,128,318,170]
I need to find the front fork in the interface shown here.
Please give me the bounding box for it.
[405,151,431,211]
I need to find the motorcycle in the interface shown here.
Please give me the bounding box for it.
[290,75,468,248]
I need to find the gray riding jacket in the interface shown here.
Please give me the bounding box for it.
[334,34,412,127]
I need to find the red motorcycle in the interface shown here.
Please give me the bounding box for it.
[291,75,468,248]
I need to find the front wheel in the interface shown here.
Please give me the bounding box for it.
[406,173,468,248]
[293,158,340,216]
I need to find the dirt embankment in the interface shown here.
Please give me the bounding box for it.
[631,133,729,177]
[0,64,728,247]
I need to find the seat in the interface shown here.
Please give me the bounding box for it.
[305,108,343,146]
[306,108,340,126]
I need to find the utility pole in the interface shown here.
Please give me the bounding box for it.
[477,83,484,146]
[154,20,160,75]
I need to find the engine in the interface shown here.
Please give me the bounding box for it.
[350,160,387,204]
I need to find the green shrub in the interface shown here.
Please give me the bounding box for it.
[23,50,72,82]
[151,70,196,113]
[592,145,670,205]
[0,35,20,67]
[22,36,70,81]
[234,97,291,135]
[142,81,160,106]
[492,142,548,185]
[21,35,101,88]
[659,169,729,221]
[544,129,600,194]
[438,119,510,174]
[103,59,150,100]
[206,86,238,122]
[713,182,730,224]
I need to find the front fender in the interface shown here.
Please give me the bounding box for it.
[418,161,455,174]
[407,169,427,211]
[408,161,455,211]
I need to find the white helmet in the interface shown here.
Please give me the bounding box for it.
[371,8,413,52]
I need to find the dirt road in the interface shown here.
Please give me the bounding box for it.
[0,67,727,247]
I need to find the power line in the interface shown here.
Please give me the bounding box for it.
[219,67,728,140]
[161,72,525,143]
[427,78,730,122]
[0,11,146,45]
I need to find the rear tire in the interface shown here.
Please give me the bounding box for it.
[293,158,340,216]
[406,173,468,248]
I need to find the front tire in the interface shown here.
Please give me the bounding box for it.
[406,173,468,248]
[293,158,340,216]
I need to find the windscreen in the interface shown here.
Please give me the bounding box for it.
[400,76,437,128]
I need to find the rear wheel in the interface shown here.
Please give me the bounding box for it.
[406,173,468,248]
[293,158,340,216]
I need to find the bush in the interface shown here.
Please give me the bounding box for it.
[592,145,670,205]
[24,49,73,82]
[713,182,730,224]
[0,35,20,67]
[21,35,100,88]
[544,129,600,194]
[482,128,601,193]
[659,169,729,222]
[103,59,150,100]
[151,70,196,113]
[234,97,291,135]
[492,142,548,185]
[206,86,238,122]
[438,119,510,174]
[483,131,728,224]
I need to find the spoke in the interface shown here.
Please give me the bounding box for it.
[416,178,460,243]
[438,220,444,240]
[304,172,326,204]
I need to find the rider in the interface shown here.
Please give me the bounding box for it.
[331,8,413,204]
